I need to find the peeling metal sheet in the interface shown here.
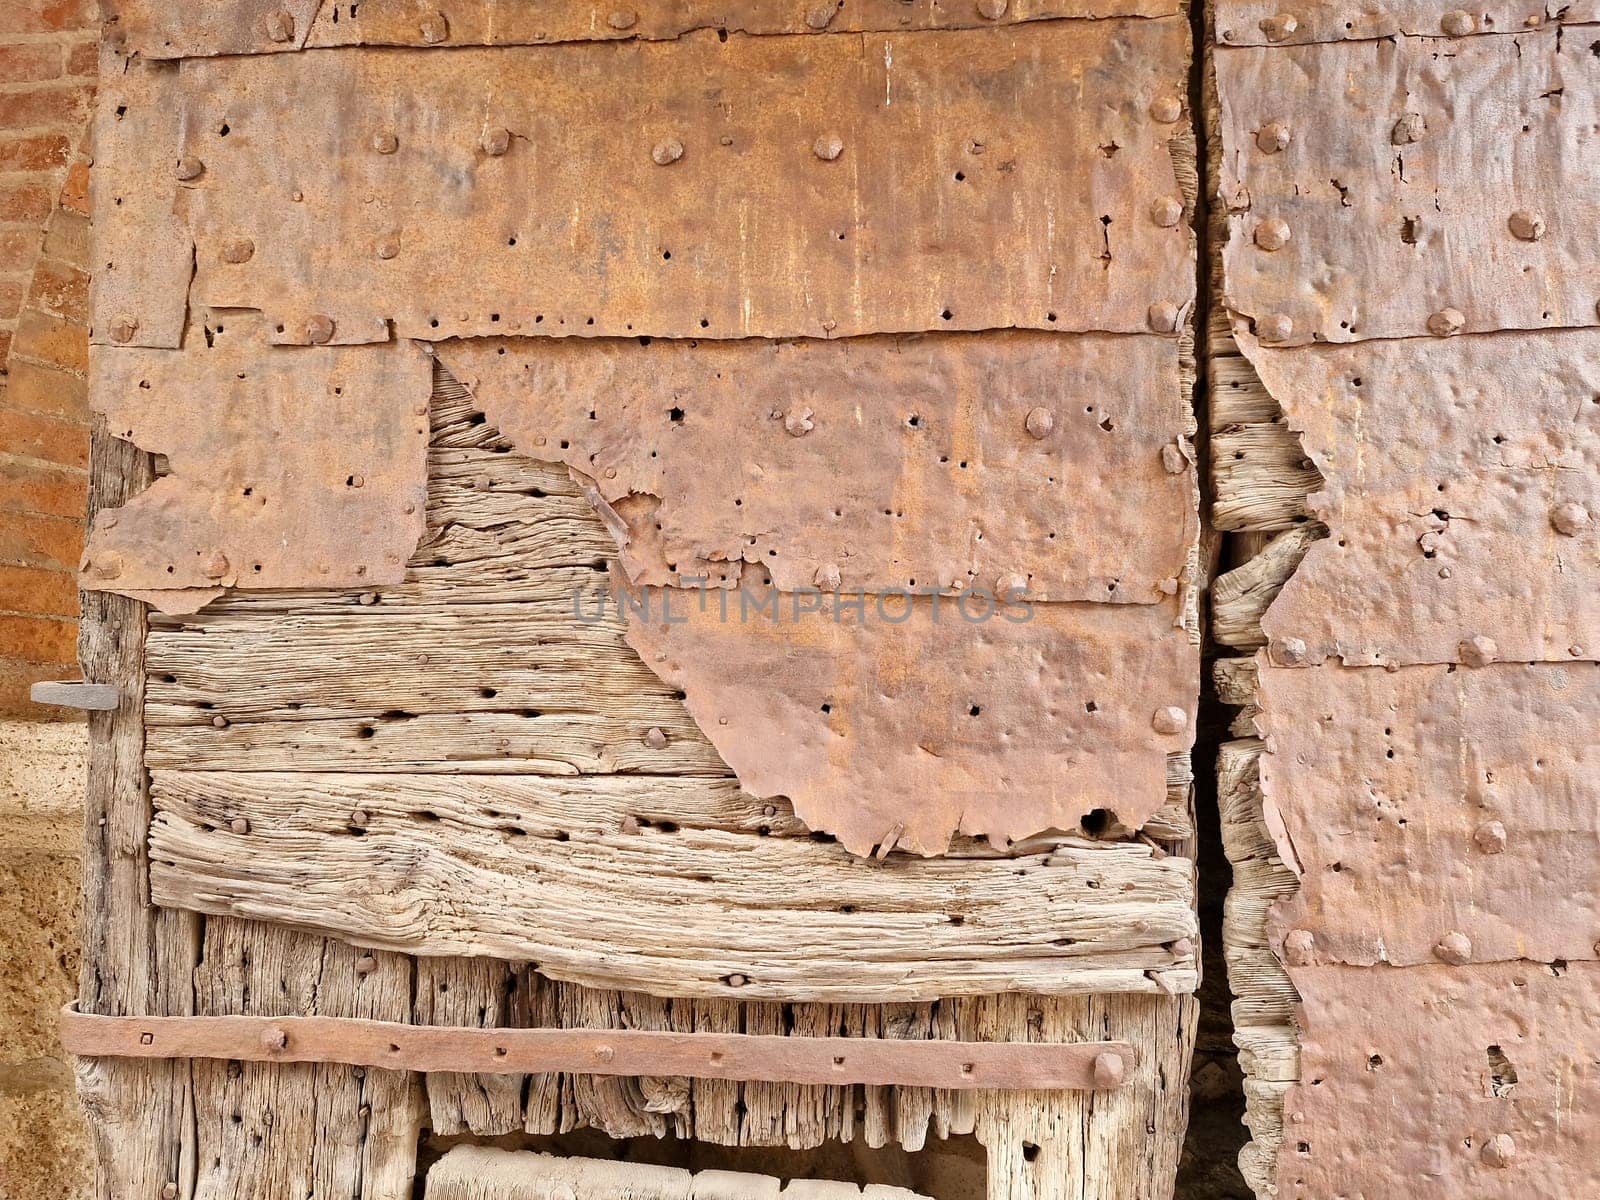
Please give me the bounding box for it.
[624,586,1196,856]
[82,327,431,610]
[1215,0,1597,46]
[1280,961,1600,1199]
[1218,27,1600,346]
[438,332,1194,604]
[103,0,319,57]
[1258,661,1600,968]
[91,50,192,350]
[107,0,1187,58]
[143,21,1193,343]
[1245,329,1600,666]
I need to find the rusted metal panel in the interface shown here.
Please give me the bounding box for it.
[1215,0,1598,46]
[1217,26,1600,346]
[82,327,431,610]
[624,587,1196,857]
[438,332,1194,604]
[1257,661,1600,968]
[105,0,1187,58]
[131,21,1194,345]
[90,50,192,350]
[1244,329,1600,666]
[1280,961,1600,1199]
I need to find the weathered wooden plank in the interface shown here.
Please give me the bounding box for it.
[1209,421,1319,532]
[147,21,1194,343]
[147,771,1198,1001]
[1218,27,1600,345]
[1211,522,1323,649]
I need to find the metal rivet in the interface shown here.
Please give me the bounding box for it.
[1257,313,1293,342]
[1390,112,1426,145]
[1441,8,1476,35]
[305,314,335,344]
[642,726,669,750]
[1282,929,1315,966]
[1459,635,1497,666]
[784,406,814,436]
[977,0,1009,18]
[162,1184,178,1199]
[1433,930,1472,964]
[350,809,370,827]
[212,715,229,729]
[724,973,748,988]
[231,817,250,834]
[1428,307,1465,337]
[1473,820,1507,854]
[1152,705,1187,734]
[372,131,399,154]
[375,237,400,260]
[349,474,365,488]
[201,550,229,579]
[620,814,641,834]
[1150,196,1183,227]
[1259,12,1298,40]
[1147,300,1180,333]
[651,138,684,165]
[997,572,1028,598]
[594,1045,616,1062]
[812,132,844,161]
[481,126,511,156]
[1024,406,1054,439]
[1169,936,1195,959]
[221,238,255,264]
[1149,95,1183,124]
[1092,1051,1126,1089]
[1254,217,1291,251]
[1161,442,1187,474]
[264,8,294,42]
[1275,636,1310,666]
[419,11,449,42]
[261,1026,289,1051]
[607,8,637,29]
[1551,501,1590,535]
[1256,121,1291,153]
[176,156,205,181]
[804,3,837,29]
[355,954,377,975]
[109,317,139,344]
[91,554,124,580]
[1481,1133,1515,1168]
[357,591,378,605]
[814,562,842,591]
[1508,210,1545,241]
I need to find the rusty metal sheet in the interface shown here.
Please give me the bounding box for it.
[1215,0,1597,46]
[82,325,431,610]
[91,51,192,350]
[624,585,1196,857]
[1244,328,1600,666]
[1257,661,1600,968]
[133,21,1193,345]
[105,0,1187,58]
[1279,961,1600,1199]
[1217,27,1600,346]
[103,0,320,57]
[438,332,1194,605]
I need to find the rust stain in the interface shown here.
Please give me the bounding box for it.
[1218,27,1600,345]
[134,21,1194,343]
[439,332,1195,604]
[1243,328,1600,667]
[624,583,1196,856]
[1280,961,1600,1199]
[82,323,431,609]
[1258,661,1600,968]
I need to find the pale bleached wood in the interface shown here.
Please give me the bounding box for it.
[1209,354,1282,426]
[148,771,1198,1002]
[414,957,528,1136]
[1211,656,1259,708]
[1210,422,1319,533]
[1212,523,1326,649]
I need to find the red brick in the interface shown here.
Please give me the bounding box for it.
[0,452,86,519]
[10,307,86,374]
[0,229,41,262]
[0,0,96,35]
[3,359,84,422]
[0,278,23,320]
[39,207,86,269]
[0,131,70,172]
[0,404,88,468]
[26,257,87,323]
[0,330,12,369]
[0,563,76,617]
[57,157,87,215]
[0,84,92,132]
[64,38,96,78]
[0,613,77,662]
[0,182,52,224]
[0,507,82,572]
[0,44,62,85]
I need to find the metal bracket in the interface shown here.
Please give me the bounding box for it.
[59,1004,1134,1091]
[29,681,121,711]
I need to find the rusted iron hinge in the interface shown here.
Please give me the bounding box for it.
[59,1004,1134,1091]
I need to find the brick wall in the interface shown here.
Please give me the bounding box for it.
[0,0,95,717]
